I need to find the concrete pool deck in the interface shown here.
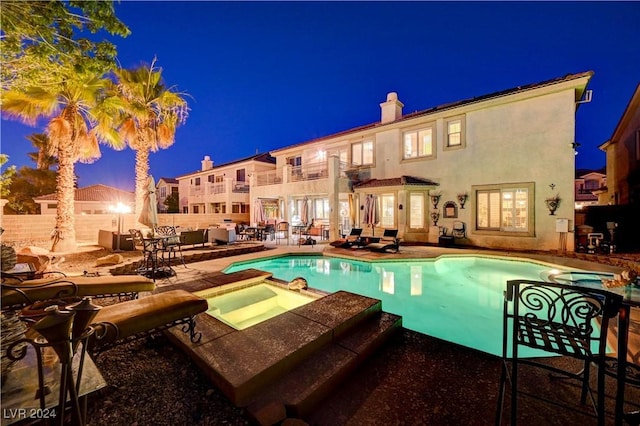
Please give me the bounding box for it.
[141,241,640,424]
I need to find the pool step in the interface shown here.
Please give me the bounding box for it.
[166,290,399,412]
[245,310,403,422]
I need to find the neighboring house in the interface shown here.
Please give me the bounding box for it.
[156,177,179,213]
[599,83,640,205]
[249,71,593,251]
[34,184,134,215]
[575,168,606,210]
[177,153,276,219]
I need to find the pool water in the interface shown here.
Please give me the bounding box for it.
[197,283,317,330]
[225,255,575,356]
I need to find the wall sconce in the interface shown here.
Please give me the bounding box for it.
[398,204,403,210]
[360,205,364,210]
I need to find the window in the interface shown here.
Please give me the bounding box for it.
[232,202,250,213]
[351,139,374,166]
[287,156,302,167]
[380,194,395,228]
[445,116,465,149]
[194,177,201,186]
[159,187,167,198]
[236,169,245,182]
[313,198,330,219]
[212,202,226,214]
[207,175,215,183]
[475,183,534,235]
[403,126,434,159]
[409,193,425,229]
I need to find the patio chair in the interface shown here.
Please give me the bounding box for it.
[329,228,363,248]
[275,222,289,245]
[496,279,623,426]
[366,229,400,253]
[452,221,466,238]
[155,225,186,269]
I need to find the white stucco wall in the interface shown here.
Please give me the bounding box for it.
[374,90,577,250]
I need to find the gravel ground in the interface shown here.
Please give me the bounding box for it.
[87,335,248,426]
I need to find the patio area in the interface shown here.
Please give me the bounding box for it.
[5,240,639,425]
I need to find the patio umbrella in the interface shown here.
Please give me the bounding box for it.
[301,197,310,226]
[138,175,158,230]
[348,194,356,227]
[254,198,266,225]
[363,194,379,236]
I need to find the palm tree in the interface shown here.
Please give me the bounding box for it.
[26,133,58,170]
[2,75,123,252]
[114,58,189,215]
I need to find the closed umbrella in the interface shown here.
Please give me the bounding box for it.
[254,199,265,225]
[301,197,310,226]
[138,175,158,230]
[363,194,379,236]
[348,194,356,227]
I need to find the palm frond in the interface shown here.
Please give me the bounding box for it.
[47,116,72,142]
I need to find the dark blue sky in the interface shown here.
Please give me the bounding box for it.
[2,1,639,191]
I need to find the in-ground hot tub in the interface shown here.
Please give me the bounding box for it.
[196,283,318,330]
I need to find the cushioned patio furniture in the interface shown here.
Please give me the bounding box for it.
[87,289,208,355]
[1,275,156,310]
[366,229,400,253]
[329,228,363,248]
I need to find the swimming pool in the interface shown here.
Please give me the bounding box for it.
[225,255,579,356]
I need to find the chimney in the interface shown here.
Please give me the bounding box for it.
[380,92,404,124]
[201,155,213,171]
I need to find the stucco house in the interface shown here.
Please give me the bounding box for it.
[156,177,179,213]
[599,83,640,206]
[575,168,606,210]
[249,71,594,251]
[34,184,134,215]
[176,153,276,220]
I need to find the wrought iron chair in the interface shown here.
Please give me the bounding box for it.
[275,222,289,245]
[496,279,623,426]
[155,225,186,269]
[129,229,163,281]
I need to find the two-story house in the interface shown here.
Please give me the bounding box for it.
[177,153,276,220]
[599,83,640,205]
[575,168,606,210]
[250,71,593,251]
[156,177,179,213]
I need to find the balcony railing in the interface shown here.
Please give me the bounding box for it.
[290,163,328,182]
[256,170,283,186]
[232,181,249,193]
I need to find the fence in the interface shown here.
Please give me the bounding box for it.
[0,213,246,244]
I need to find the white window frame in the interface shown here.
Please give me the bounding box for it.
[444,115,466,150]
[408,192,426,230]
[473,183,534,236]
[380,193,395,228]
[351,139,374,166]
[402,123,436,160]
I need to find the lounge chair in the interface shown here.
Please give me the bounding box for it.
[329,228,363,248]
[366,229,400,253]
[87,289,208,356]
[1,274,155,310]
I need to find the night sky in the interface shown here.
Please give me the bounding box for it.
[2,1,639,191]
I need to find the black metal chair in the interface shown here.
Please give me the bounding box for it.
[155,226,186,269]
[129,229,163,281]
[496,279,623,426]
